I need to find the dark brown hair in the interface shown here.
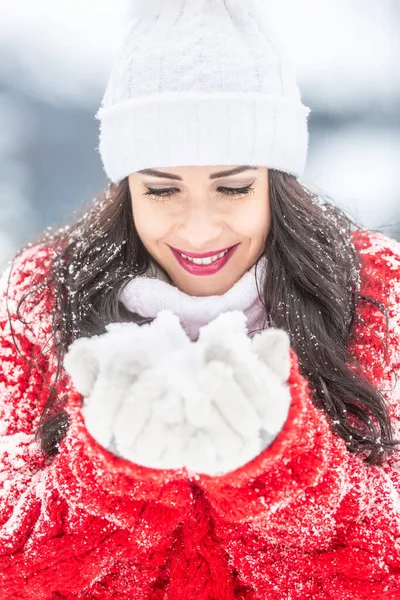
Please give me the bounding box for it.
[7,170,400,464]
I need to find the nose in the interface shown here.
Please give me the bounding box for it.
[176,203,224,250]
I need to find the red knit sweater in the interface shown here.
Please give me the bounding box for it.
[1,230,400,600]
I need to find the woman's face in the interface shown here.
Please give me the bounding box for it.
[128,165,270,296]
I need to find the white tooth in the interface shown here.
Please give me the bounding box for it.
[180,249,229,265]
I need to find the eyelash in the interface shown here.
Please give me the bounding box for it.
[143,184,255,201]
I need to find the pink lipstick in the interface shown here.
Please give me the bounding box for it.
[170,244,239,276]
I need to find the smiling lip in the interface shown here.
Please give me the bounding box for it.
[169,245,235,259]
[170,244,239,276]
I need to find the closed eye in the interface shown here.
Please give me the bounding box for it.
[143,184,255,201]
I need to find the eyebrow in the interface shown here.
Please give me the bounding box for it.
[137,166,259,181]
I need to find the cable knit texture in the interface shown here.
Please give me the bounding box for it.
[95,0,310,182]
[0,230,400,599]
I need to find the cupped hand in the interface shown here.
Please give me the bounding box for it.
[63,310,291,476]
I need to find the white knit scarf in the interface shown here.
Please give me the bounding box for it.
[118,256,268,341]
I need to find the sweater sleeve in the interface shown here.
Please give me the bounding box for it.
[0,246,195,598]
[189,231,400,556]
[0,245,55,555]
[0,245,194,548]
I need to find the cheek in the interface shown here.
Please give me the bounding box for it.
[231,198,271,241]
[132,201,171,243]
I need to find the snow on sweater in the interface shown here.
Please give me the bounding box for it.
[0,229,400,599]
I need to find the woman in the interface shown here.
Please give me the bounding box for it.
[1,0,400,598]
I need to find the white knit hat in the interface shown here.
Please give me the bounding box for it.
[95,0,311,184]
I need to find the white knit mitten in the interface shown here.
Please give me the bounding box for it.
[63,310,291,476]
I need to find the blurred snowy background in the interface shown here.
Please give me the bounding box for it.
[0,0,399,271]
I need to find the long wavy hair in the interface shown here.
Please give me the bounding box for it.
[7,169,400,465]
